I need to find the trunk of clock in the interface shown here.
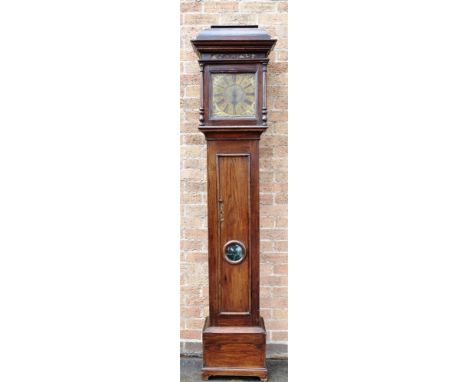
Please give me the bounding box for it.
[201,131,267,381]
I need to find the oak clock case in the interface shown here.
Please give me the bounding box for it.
[191,26,276,382]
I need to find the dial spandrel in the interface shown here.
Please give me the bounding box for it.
[210,73,256,118]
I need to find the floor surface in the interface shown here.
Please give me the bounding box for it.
[180,357,288,382]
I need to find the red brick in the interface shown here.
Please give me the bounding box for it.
[271,331,288,342]
[182,133,205,145]
[260,216,275,228]
[183,180,206,193]
[259,170,274,184]
[183,229,207,240]
[185,318,205,330]
[277,2,288,12]
[181,2,202,12]
[180,329,201,341]
[183,61,200,75]
[180,50,198,62]
[183,158,201,169]
[181,168,203,180]
[262,276,288,287]
[273,287,288,297]
[275,25,288,38]
[260,193,273,205]
[260,287,271,299]
[262,296,287,309]
[273,96,288,110]
[180,98,199,111]
[273,123,288,135]
[183,13,218,25]
[263,254,288,264]
[181,74,200,86]
[274,145,288,158]
[185,85,199,98]
[261,264,275,277]
[275,217,288,228]
[274,264,288,275]
[262,229,288,240]
[181,306,202,317]
[269,62,288,73]
[276,50,288,62]
[268,110,288,122]
[267,319,288,330]
[220,13,258,25]
[274,241,288,252]
[259,13,288,26]
[262,133,287,147]
[275,38,288,50]
[268,72,288,86]
[260,157,274,170]
[180,192,202,204]
[275,171,288,183]
[181,216,204,229]
[204,2,238,13]
[184,294,208,307]
[239,2,277,12]
[273,309,288,319]
[268,86,288,97]
[271,183,288,193]
[184,205,206,218]
[180,25,203,39]
[260,205,287,217]
[181,239,203,251]
[183,111,200,123]
[260,240,274,252]
[275,193,288,204]
[181,145,203,158]
[185,252,207,262]
[271,158,287,171]
[260,308,272,319]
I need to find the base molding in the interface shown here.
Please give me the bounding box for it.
[202,366,267,381]
[180,340,288,359]
[202,316,267,381]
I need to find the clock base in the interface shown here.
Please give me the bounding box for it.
[202,367,267,381]
[201,316,267,381]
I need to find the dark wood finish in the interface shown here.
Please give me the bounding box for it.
[202,317,267,382]
[218,154,250,314]
[192,25,275,382]
[207,138,261,328]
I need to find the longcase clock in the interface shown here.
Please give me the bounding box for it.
[192,26,276,382]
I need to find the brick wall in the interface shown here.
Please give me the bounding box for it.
[180,0,288,357]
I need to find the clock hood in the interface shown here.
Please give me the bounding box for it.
[191,25,276,57]
[195,25,272,41]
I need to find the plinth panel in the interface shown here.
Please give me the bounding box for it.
[202,317,267,381]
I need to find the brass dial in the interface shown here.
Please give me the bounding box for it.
[211,73,256,118]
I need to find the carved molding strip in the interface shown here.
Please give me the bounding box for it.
[204,53,264,59]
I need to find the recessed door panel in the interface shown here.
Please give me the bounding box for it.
[217,154,250,315]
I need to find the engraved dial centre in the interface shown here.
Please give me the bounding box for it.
[211,73,256,118]
[225,85,246,106]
